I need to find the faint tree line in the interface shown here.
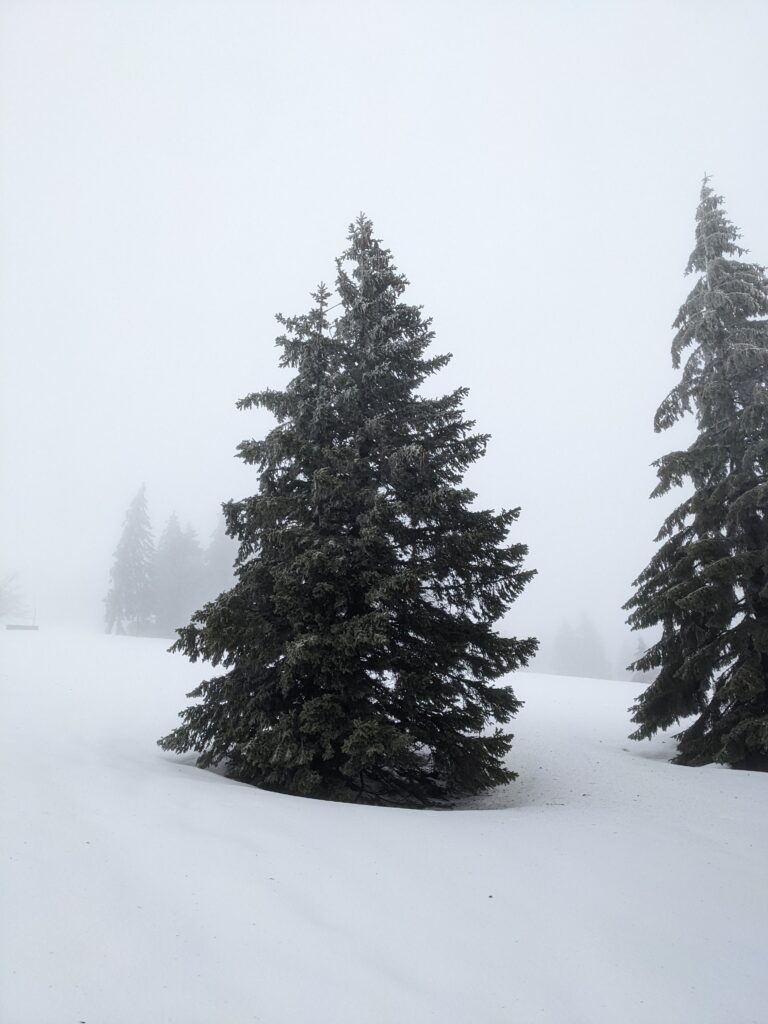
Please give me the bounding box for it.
[104,485,237,638]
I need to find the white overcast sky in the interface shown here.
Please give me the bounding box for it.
[1,0,767,665]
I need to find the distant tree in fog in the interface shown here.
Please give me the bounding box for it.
[614,633,651,681]
[0,574,26,619]
[551,614,610,679]
[202,514,237,603]
[626,180,768,768]
[550,620,576,676]
[105,485,154,636]
[630,635,652,683]
[153,514,205,638]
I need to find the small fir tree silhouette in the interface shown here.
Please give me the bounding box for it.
[105,485,154,636]
[154,514,205,638]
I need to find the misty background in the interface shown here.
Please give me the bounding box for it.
[1,0,766,676]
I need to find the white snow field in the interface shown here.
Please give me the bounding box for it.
[2,630,766,1024]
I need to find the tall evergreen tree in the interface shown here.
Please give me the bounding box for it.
[105,485,155,636]
[626,180,768,768]
[159,216,537,804]
[154,514,205,638]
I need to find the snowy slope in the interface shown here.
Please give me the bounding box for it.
[2,630,766,1024]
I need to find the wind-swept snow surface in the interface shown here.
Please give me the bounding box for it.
[2,631,766,1024]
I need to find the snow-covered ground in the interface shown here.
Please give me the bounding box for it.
[2,630,766,1024]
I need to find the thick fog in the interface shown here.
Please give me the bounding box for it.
[2,1,766,674]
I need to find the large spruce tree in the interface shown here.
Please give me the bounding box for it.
[626,180,768,768]
[159,217,537,804]
[105,485,155,636]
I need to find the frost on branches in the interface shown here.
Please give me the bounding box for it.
[159,216,537,804]
[627,180,768,769]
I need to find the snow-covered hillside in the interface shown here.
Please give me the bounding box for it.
[2,630,766,1024]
